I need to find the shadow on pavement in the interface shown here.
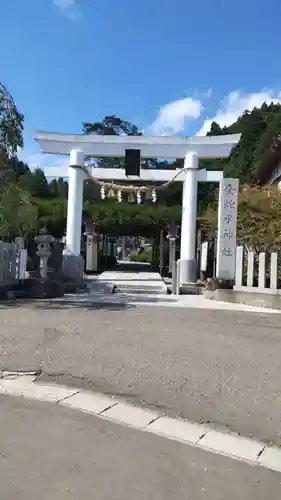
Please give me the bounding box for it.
[0,299,34,309]
[0,292,178,311]
[0,298,135,312]
[35,301,135,311]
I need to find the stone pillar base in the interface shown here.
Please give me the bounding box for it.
[179,259,197,285]
[25,278,64,299]
[63,254,84,281]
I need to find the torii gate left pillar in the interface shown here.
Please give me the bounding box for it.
[66,149,84,255]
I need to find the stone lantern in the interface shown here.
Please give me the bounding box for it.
[26,228,64,299]
[35,227,54,279]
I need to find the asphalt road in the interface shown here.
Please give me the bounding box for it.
[0,301,281,444]
[1,395,281,500]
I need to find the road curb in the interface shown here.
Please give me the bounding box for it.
[0,372,281,474]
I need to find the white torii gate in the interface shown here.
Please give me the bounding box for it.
[34,131,240,284]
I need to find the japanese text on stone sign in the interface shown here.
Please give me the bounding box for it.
[221,183,237,254]
[216,178,239,280]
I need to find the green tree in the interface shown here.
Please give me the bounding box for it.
[83,179,101,202]
[83,115,141,170]
[0,82,29,181]
[253,110,281,181]
[204,103,281,184]
[200,184,281,252]
[19,168,51,198]
[84,200,181,237]
[35,197,67,237]
[83,115,141,137]
[207,121,225,136]
[0,82,24,155]
[83,114,165,171]
[48,177,68,198]
[0,182,37,239]
[0,82,38,238]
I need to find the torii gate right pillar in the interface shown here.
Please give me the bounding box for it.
[179,152,199,284]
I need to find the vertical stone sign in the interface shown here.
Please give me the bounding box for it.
[216,178,239,281]
[200,241,208,272]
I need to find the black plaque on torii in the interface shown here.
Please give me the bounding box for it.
[125,149,141,176]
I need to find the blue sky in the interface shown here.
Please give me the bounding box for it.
[1,0,281,168]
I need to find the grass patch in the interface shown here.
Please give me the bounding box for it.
[129,247,153,263]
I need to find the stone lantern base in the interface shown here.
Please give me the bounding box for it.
[25,278,64,299]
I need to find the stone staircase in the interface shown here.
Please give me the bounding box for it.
[115,281,167,296]
[96,266,168,297]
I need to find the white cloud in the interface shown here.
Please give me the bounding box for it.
[192,88,212,100]
[18,149,68,173]
[53,0,81,20]
[147,97,204,136]
[18,150,41,171]
[198,89,281,136]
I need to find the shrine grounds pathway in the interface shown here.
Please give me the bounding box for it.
[1,300,281,447]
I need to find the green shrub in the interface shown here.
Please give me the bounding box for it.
[129,248,153,263]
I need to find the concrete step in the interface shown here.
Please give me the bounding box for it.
[115,283,167,293]
[97,268,167,296]
[115,283,166,290]
[116,287,167,295]
[180,282,204,295]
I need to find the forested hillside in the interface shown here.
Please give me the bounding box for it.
[204,102,281,184]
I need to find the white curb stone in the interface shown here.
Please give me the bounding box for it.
[2,372,281,474]
[0,376,78,403]
[148,416,208,444]
[101,402,160,428]
[60,390,118,415]
[0,371,37,379]
[258,447,281,472]
[199,431,264,462]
